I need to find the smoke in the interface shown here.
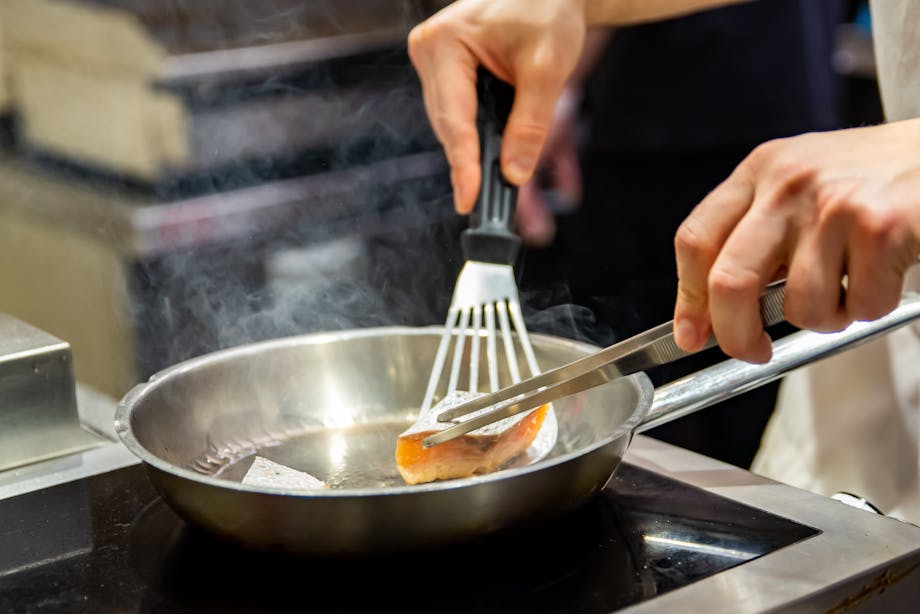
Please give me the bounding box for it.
[70,0,604,381]
[93,3,435,376]
[129,179,464,377]
[517,279,617,349]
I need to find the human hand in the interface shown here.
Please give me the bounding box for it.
[516,88,583,247]
[673,119,920,363]
[408,0,587,213]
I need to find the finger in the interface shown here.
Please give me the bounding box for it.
[845,212,912,322]
[500,57,566,186]
[707,203,789,363]
[552,139,582,207]
[673,165,756,351]
[427,57,480,213]
[783,221,850,332]
[450,161,480,215]
[409,28,481,213]
[516,181,556,247]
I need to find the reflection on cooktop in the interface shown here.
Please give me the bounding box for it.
[0,463,818,613]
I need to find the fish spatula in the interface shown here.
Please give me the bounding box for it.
[420,69,543,415]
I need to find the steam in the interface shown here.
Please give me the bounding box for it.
[122,1,603,380]
[519,283,616,348]
[130,190,464,377]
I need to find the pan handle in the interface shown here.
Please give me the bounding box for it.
[637,292,920,433]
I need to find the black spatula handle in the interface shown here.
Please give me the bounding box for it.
[461,68,521,265]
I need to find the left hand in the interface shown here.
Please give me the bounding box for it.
[673,119,920,363]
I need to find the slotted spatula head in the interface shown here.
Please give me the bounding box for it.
[421,69,541,413]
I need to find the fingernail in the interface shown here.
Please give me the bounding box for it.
[505,156,534,185]
[675,319,698,350]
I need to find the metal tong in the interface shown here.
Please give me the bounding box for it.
[422,281,787,447]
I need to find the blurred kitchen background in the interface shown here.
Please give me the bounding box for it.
[0,0,882,467]
[0,0,462,398]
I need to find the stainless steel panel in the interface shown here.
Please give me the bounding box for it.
[623,436,920,613]
[0,314,104,471]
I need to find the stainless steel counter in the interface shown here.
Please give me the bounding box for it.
[0,381,129,500]
[0,314,108,471]
[624,437,920,613]
[3,430,919,612]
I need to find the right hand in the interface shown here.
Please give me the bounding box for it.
[672,120,920,363]
[408,0,587,213]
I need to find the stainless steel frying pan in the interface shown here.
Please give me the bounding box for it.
[115,295,920,556]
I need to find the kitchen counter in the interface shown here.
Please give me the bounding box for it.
[2,433,919,612]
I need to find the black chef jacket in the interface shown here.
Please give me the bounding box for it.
[522,0,848,467]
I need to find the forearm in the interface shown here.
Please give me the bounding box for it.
[586,0,750,26]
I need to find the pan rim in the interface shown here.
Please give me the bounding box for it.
[115,326,653,498]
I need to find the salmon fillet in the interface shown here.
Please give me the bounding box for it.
[395,391,549,485]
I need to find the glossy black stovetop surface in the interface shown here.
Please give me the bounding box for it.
[0,463,817,613]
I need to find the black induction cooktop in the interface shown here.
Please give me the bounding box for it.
[0,463,818,613]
